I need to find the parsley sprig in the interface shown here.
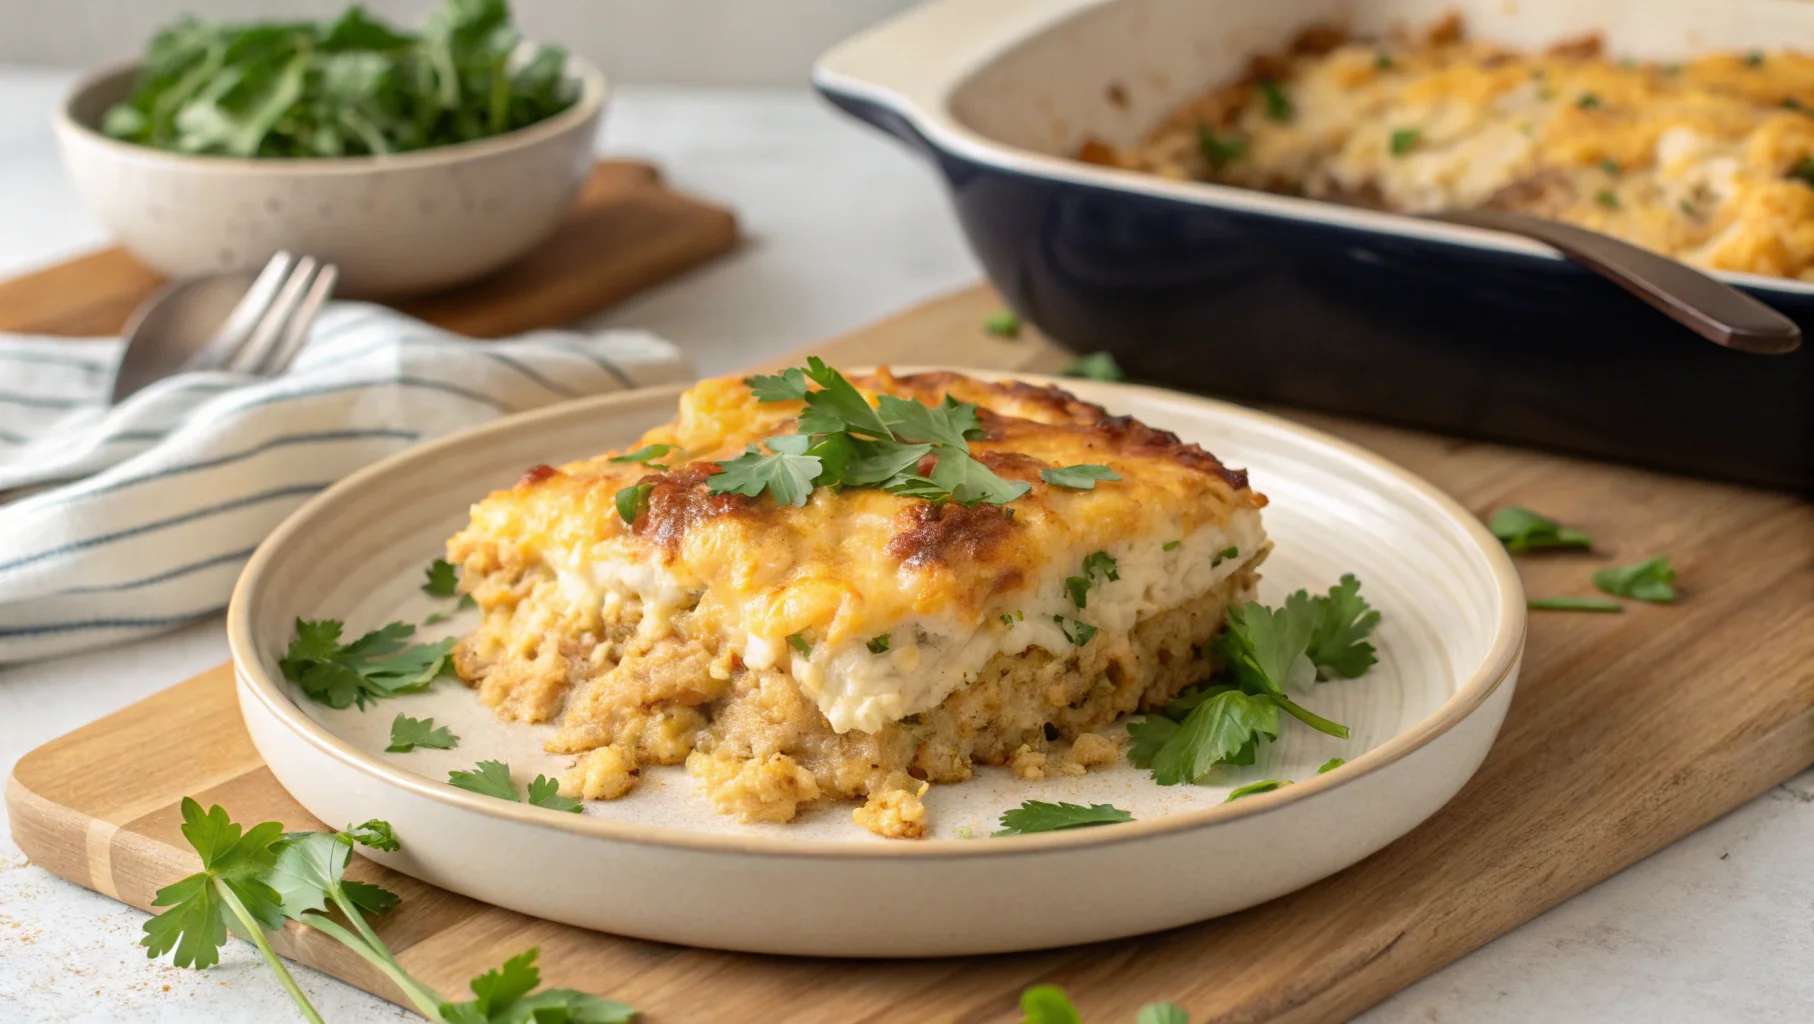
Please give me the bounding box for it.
[143,801,634,1022]
[710,358,1032,508]
[1130,575,1379,785]
[449,760,583,812]
[279,619,454,709]
[994,800,1134,836]
[1020,984,1188,1023]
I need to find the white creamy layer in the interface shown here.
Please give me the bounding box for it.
[550,511,1267,735]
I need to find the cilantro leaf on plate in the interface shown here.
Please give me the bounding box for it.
[994,801,1133,836]
[1592,556,1678,602]
[708,442,822,507]
[280,619,454,710]
[1137,1004,1191,1024]
[422,558,459,597]
[1489,506,1592,553]
[440,948,636,1024]
[449,760,519,801]
[1226,779,1290,802]
[1305,574,1380,679]
[1060,351,1126,382]
[387,713,457,753]
[1019,984,1083,1024]
[1148,689,1281,785]
[527,775,583,813]
[1040,464,1121,490]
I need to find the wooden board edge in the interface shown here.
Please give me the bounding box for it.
[6,774,96,892]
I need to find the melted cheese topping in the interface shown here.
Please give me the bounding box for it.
[450,369,1267,734]
[1091,23,1814,280]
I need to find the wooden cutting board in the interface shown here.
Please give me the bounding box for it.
[8,284,1814,1023]
[0,159,738,338]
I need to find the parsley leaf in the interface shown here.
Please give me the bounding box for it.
[1053,615,1098,646]
[1317,757,1345,774]
[983,309,1022,337]
[1060,351,1126,381]
[1083,551,1119,582]
[422,558,459,597]
[610,444,675,466]
[1064,575,1092,608]
[1527,595,1625,612]
[1592,556,1678,602]
[387,713,457,753]
[345,819,399,852]
[799,356,893,439]
[527,775,582,813]
[1149,689,1281,785]
[1137,1005,1191,1024]
[1197,126,1245,166]
[1389,127,1421,155]
[1041,464,1121,489]
[1163,539,1182,551]
[708,442,822,507]
[141,799,288,970]
[746,366,809,402]
[1020,984,1083,1024]
[878,394,984,449]
[423,593,477,625]
[1489,506,1592,553]
[449,760,519,801]
[1306,574,1380,679]
[1258,78,1293,122]
[841,439,933,487]
[1125,715,1180,769]
[926,444,1032,506]
[993,801,1133,836]
[1226,779,1290,802]
[440,948,637,1024]
[867,634,891,654]
[787,632,812,655]
[280,619,454,710]
[1211,546,1240,567]
[614,482,653,524]
[266,830,398,924]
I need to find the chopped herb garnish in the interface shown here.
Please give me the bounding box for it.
[1000,611,1024,625]
[1163,539,1182,551]
[1375,51,1393,70]
[1577,92,1601,109]
[1053,615,1098,646]
[1041,463,1121,489]
[1389,127,1421,155]
[1489,506,1592,553]
[1060,351,1126,381]
[386,713,456,753]
[1592,556,1678,602]
[1196,126,1246,167]
[994,801,1134,836]
[1064,575,1092,609]
[1211,545,1239,567]
[614,482,653,524]
[867,634,891,654]
[787,632,813,655]
[1083,551,1119,582]
[983,309,1022,337]
[1226,779,1290,802]
[1679,199,1698,217]
[422,558,459,597]
[1527,595,1624,612]
[1746,51,1765,68]
[279,620,454,710]
[610,444,675,469]
[955,825,977,840]
[1597,189,1620,209]
[1318,757,1345,774]
[1789,157,1814,187]
[1258,78,1293,122]
[1783,97,1808,114]
[1601,158,1621,175]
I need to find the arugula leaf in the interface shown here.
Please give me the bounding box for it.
[994,801,1133,836]
[449,760,519,801]
[280,619,454,709]
[1306,574,1380,679]
[1053,615,1098,646]
[866,634,891,654]
[1527,595,1625,612]
[422,558,459,597]
[142,800,288,969]
[440,948,636,1024]
[1489,507,1592,553]
[1041,464,1121,490]
[527,775,582,813]
[609,444,674,467]
[614,482,653,524]
[746,366,809,402]
[345,819,399,852]
[1592,556,1678,602]
[1317,757,1345,774]
[1137,1004,1190,1024]
[1226,779,1290,802]
[387,713,457,753]
[708,442,821,507]
[1060,351,1126,382]
[1125,715,1180,769]
[1148,689,1281,785]
[983,309,1022,337]
[1020,984,1083,1024]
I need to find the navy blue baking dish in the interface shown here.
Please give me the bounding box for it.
[814,0,1813,492]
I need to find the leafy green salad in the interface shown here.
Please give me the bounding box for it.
[101,0,578,159]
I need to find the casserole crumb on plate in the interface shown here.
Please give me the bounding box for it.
[445,368,1268,838]
[1082,14,1814,281]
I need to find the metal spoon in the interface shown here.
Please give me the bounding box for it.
[1431,207,1802,355]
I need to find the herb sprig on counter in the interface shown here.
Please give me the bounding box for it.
[1129,575,1378,786]
[102,0,579,159]
[142,800,635,1023]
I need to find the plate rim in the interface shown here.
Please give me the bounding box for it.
[228,371,1526,859]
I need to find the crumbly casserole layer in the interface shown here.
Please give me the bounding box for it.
[447,368,1268,836]
[1083,16,1814,281]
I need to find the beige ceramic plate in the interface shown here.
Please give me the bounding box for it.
[229,373,1524,957]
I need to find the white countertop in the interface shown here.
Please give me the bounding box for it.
[0,66,1808,1023]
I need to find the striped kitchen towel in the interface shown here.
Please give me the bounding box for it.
[0,302,692,663]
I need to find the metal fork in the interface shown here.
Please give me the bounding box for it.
[110,252,341,403]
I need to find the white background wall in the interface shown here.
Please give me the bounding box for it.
[0,0,921,84]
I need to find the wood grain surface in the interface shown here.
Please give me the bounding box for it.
[0,160,737,339]
[8,284,1814,1024]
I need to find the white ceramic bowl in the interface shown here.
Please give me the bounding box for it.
[54,60,607,297]
[229,374,1525,957]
